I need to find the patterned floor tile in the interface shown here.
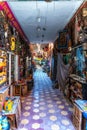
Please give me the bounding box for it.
[26,102,31,105]
[51,124,60,130]
[33,115,40,120]
[56,101,62,104]
[61,120,70,125]
[61,111,68,116]
[32,123,40,129]
[48,109,55,113]
[50,116,57,121]
[24,106,31,110]
[39,112,46,117]
[34,104,39,107]
[58,105,64,109]
[39,107,46,110]
[19,69,75,130]
[21,119,29,125]
[33,109,39,113]
[20,128,28,130]
[23,112,30,117]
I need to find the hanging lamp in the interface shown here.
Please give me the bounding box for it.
[36,26,41,31]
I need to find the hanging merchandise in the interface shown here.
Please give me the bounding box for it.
[4,97,13,112]
[4,31,8,38]
[10,36,15,51]
[56,53,69,92]
[58,31,66,49]
[0,25,5,48]
[5,39,10,50]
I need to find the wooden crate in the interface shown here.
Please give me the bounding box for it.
[13,84,22,96]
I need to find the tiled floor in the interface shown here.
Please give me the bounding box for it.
[18,69,75,130]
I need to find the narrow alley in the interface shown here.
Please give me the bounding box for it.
[0,2,87,130]
[18,69,75,130]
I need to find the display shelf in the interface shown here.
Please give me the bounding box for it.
[7,53,9,84]
[70,74,86,84]
[70,39,87,79]
[68,74,87,104]
[0,49,7,86]
[0,82,7,88]
[72,42,87,50]
[0,56,6,59]
[11,55,15,83]
[0,72,6,76]
[2,96,21,128]
[7,52,15,85]
[0,85,9,111]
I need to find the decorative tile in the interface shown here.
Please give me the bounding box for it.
[48,104,53,108]
[54,97,58,100]
[61,120,70,125]
[51,124,60,130]
[18,71,75,130]
[33,115,40,120]
[23,112,30,117]
[49,109,55,113]
[26,102,31,105]
[34,100,39,103]
[27,98,32,101]
[40,99,44,101]
[56,101,62,104]
[39,112,46,117]
[68,107,73,112]
[32,123,40,129]
[65,103,69,106]
[39,107,45,110]
[58,105,64,109]
[34,104,39,107]
[47,100,52,103]
[61,111,68,116]
[50,116,57,121]
[39,102,45,105]
[24,106,31,110]
[20,128,28,130]
[21,119,29,125]
[33,109,39,113]
[35,97,39,99]
[46,97,51,99]
[40,95,44,97]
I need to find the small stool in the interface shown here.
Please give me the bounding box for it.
[82,112,87,130]
[14,85,22,96]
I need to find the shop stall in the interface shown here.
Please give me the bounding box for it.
[0,7,31,129]
[52,2,87,130]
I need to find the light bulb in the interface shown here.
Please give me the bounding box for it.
[37,26,41,31]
